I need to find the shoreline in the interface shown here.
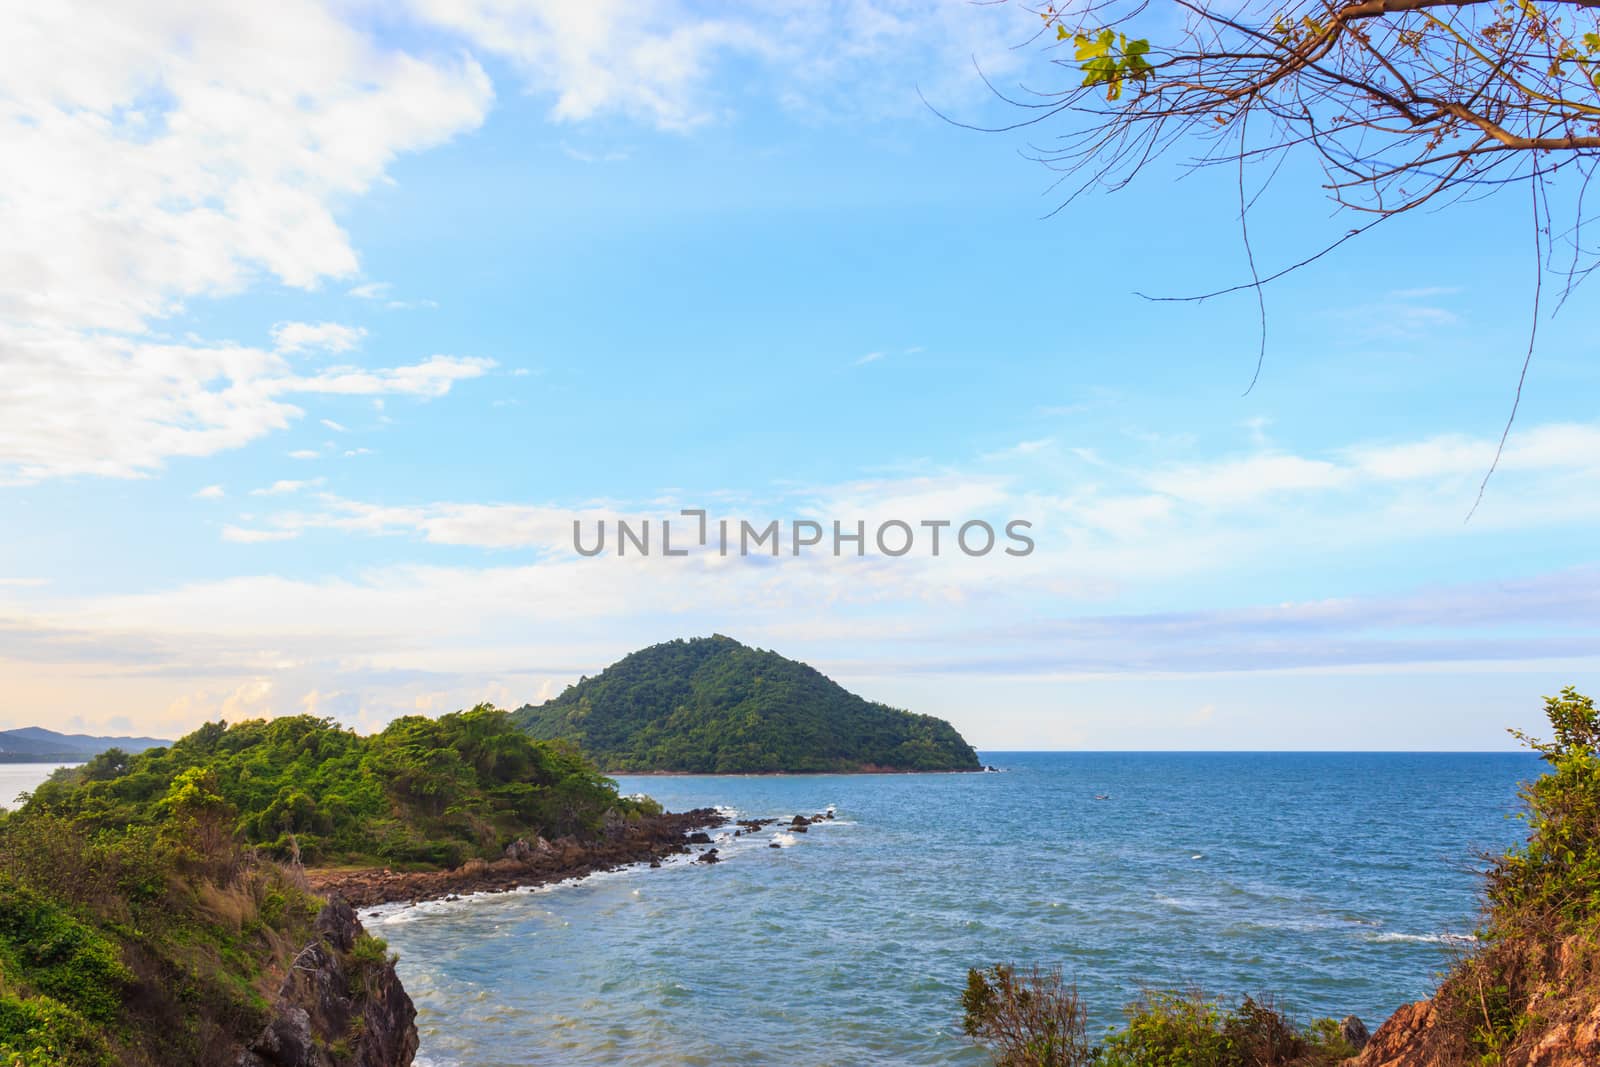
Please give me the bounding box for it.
[306,807,728,908]
[608,766,991,777]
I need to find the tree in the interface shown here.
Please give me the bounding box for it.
[969,1,1600,503]
[962,964,1095,1067]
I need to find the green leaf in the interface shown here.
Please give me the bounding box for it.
[1074,31,1111,61]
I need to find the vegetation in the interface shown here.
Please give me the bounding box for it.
[0,807,325,1066]
[511,634,982,773]
[0,704,658,1063]
[962,964,1094,1067]
[1431,685,1600,1060]
[965,687,1600,1067]
[961,967,1353,1067]
[27,705,653,868]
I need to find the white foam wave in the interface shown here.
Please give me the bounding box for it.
[771,832,798,848]
[1368,931,1478,945]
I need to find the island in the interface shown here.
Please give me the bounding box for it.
[509,634,982,774]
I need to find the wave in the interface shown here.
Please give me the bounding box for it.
[770,832,798,848]
[1367,931,1478,945]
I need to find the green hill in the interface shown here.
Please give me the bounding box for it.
[509,635,982,773]
[26,706,651,868]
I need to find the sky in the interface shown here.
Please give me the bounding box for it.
[1,1,1597,750]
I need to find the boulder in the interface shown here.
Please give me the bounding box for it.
[1341,1015,1370,1052]
[238,898,417,1067]
[687,831,713,844]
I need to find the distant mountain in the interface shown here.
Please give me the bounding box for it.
[510,635,982,774]
[0,726,168,762]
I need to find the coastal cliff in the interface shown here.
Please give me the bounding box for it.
[1343,688,1600,1067]
[240,898,417,1067]
[1347,933,1600,1067]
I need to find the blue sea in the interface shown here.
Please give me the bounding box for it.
[369,753,1541,1066]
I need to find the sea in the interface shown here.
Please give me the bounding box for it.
[365,752,1542,1066]
[0,762,78,807]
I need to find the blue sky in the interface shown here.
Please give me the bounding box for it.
[1,1,1596,748]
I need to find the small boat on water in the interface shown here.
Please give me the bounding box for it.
[1094,793,1111,800]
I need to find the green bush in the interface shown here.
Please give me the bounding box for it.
[0,993,115,1067]
[0,876,132,1023]
[27,705,645,868]
[962,980,1351,1067]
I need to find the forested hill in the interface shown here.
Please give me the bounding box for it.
[25,706,651,867]
[510,635,981,773]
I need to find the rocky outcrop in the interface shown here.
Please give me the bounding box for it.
[239,898,417,1067]
[1347,934,1600,1067]
[305,809,726,908]
[1340,1014,1370,1052]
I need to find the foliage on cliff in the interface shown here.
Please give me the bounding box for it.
[1415,686,1600,1064]
[961,965,1354,1067]
[0,804,328,1066]
[28,705,650,867]
[510,635,982,773]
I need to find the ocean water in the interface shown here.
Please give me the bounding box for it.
[0,763,78,808]
[370,752,1541,1066]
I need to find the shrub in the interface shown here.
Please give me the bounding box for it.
[0,993,115,1067]
[962,964,1095,1067]
[962,979,1351,1067]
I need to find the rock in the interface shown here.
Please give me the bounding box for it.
[1341,1015,1370,1052]
[687,831,713,844]
[790,815,812,826]
[789,824,808,833]
[238,898,417,1067]
[648,859,661,868]
[698,849,720,864]
[768,842,781,848]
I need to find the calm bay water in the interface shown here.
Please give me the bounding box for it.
[371,752,1540,1066]
[0,763,77,808]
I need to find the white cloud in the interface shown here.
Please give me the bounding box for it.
[347,282,392,300]
[251,478,324,497]
[289,449,320,460]
[0,332,494,482]
[855,351,885,365]
[1145,454,1350,507]
[407,0,1022,131]
[194,485,225,500]
[272,321,367,355]
[983,438,1054,461]
[0,2,494,484]
[320,419,349,432]
[221,525,300,543]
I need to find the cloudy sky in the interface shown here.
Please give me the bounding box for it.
[2,1,1596,748]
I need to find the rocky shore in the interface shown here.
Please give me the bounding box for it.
[305,808,728,908]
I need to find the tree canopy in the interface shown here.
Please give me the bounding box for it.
[26,706,644,868]
[511,635,982,773]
